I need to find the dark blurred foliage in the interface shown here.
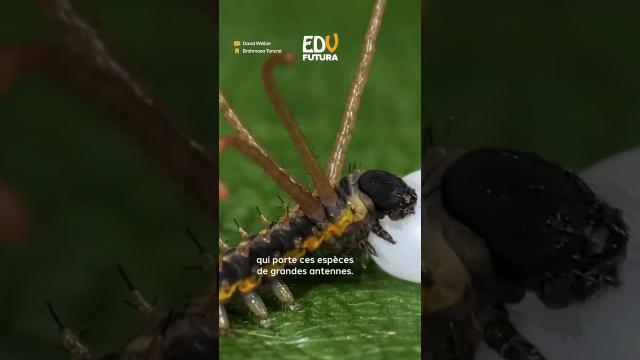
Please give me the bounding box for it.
[425,0,640,168]
[0,1,216,359]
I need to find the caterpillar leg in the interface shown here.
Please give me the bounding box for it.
[219,304,229,334]
[270,277,300,311]
[481,305,546,360]
[371,220,396,244]
[243,291,271,327]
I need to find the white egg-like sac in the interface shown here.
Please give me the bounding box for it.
[368,169,421,283]
[477,147,640,360]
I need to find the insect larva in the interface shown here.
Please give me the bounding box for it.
[218,0,418,332]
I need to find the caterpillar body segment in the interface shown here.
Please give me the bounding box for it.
[218,170,417,332]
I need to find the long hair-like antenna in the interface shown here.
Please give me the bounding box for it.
[262,52,339,210]
[326,0,388,184]
[219,90,325,221]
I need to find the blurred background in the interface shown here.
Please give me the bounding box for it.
[0,1,216,359]
[219,0,421,359]
[425,0,640,358]
[425,0,640,166]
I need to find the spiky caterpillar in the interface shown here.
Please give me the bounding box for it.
[47,234,218,360]
[216,0,417,333]
[219,170,417,331]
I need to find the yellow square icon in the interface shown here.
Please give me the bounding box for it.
[234,48,240,54]
[233,41,241,47]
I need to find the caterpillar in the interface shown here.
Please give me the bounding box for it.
[218,0,418,332]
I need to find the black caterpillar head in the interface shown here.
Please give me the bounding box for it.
[440,148,630,307]
[358,170,417,220]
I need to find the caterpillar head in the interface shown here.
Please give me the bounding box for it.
[357,170,417,220]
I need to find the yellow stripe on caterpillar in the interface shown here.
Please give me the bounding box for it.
[219,196,368,302]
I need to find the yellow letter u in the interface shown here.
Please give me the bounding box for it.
[326,33,339,53]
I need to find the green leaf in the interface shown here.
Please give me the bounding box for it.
[220,269,421,360]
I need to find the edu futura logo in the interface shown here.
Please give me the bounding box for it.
[302,33,339,61]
